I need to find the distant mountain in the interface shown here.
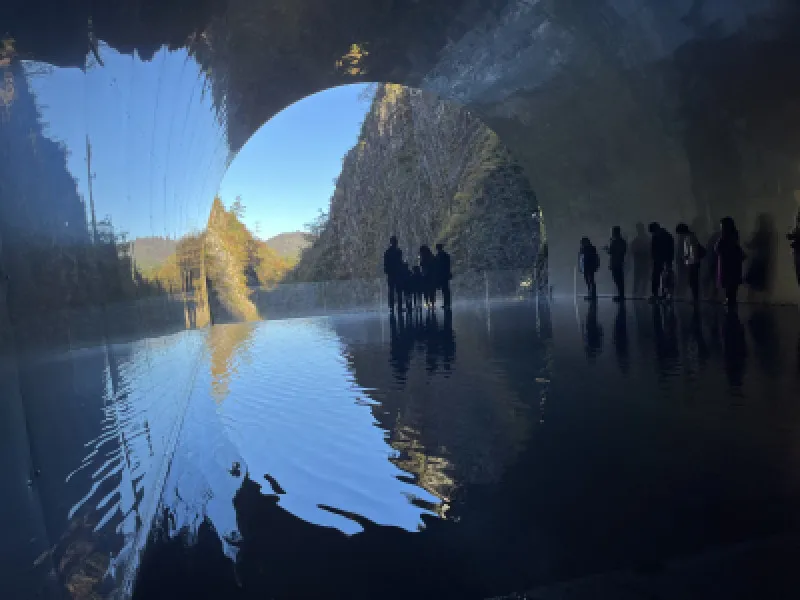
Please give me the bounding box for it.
[264,231,310,260]
[132,236,179,270]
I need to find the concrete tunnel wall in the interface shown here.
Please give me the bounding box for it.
[2,0,800,597]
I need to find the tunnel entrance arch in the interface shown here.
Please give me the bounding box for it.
[211,81,548,320]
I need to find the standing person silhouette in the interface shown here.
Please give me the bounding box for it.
[648,222,674,302]
[605,226,627,301]
[715,217,745,309]
[676,222,705,305]
[419,245,436,309]
[435,243,452,310]
[579,237,599,300]
[383,236,403,313]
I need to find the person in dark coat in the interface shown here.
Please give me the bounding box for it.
[605,226,627,301]
[419,245,436,309]
[435,243,452,310]
[648,222,675,302]
[579,237,599,300]
[715,217,745,309]
[383,236,403,312]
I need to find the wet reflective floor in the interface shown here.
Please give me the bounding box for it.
[125,299,800,599]
[21,300,800,599]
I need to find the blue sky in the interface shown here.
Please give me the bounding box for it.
[218,84,372,239]
[26,44,371,242]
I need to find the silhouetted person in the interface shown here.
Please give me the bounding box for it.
[605,226,627,301]
[411,265,423,309]
[419,245,436,309]
[744,212,775,300]
[435,243,452,310]
[578,237,599,300]
[715,217,745,309]
[631,222,650,298]
[648,222,674,302]
[787,207,800,288]
[676,222,705,305]
[388,312,413,383]
[384,236,403,313]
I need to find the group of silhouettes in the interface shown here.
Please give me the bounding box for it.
[579,210,800,309]
[383,236,452,313]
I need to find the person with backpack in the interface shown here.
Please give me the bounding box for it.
[676,222,706,304]
[648,222,675,302]
[579,237,600,300]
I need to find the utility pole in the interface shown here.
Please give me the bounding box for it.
[86,135,98,244]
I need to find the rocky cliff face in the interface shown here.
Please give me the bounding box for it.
[290,84,543,282]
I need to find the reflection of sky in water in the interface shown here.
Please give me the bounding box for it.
[25,43,226,240]
[64,330,207,579]
[170,319,441,542]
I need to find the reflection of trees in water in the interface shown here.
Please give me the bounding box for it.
[207,323,257,403]
[0,54,205,348]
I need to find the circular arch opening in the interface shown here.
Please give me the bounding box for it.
[209,82,547,322]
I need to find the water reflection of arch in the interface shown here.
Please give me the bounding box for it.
[331,302,552,511]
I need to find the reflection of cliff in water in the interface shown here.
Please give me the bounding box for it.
[330,302,552,512]
[207,323,257,404]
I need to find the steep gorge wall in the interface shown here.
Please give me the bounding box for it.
[291,84,542,283]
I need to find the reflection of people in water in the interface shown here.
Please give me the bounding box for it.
[411,266,423,310]
[388,308,455,378]
[613,302,629,374]
[388,312,413,383]
[722,309,747,387]
[651,303,679,369]
[583,300,603,360]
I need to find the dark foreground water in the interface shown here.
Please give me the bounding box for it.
[15,300,800,599]
[129,300,800,599]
